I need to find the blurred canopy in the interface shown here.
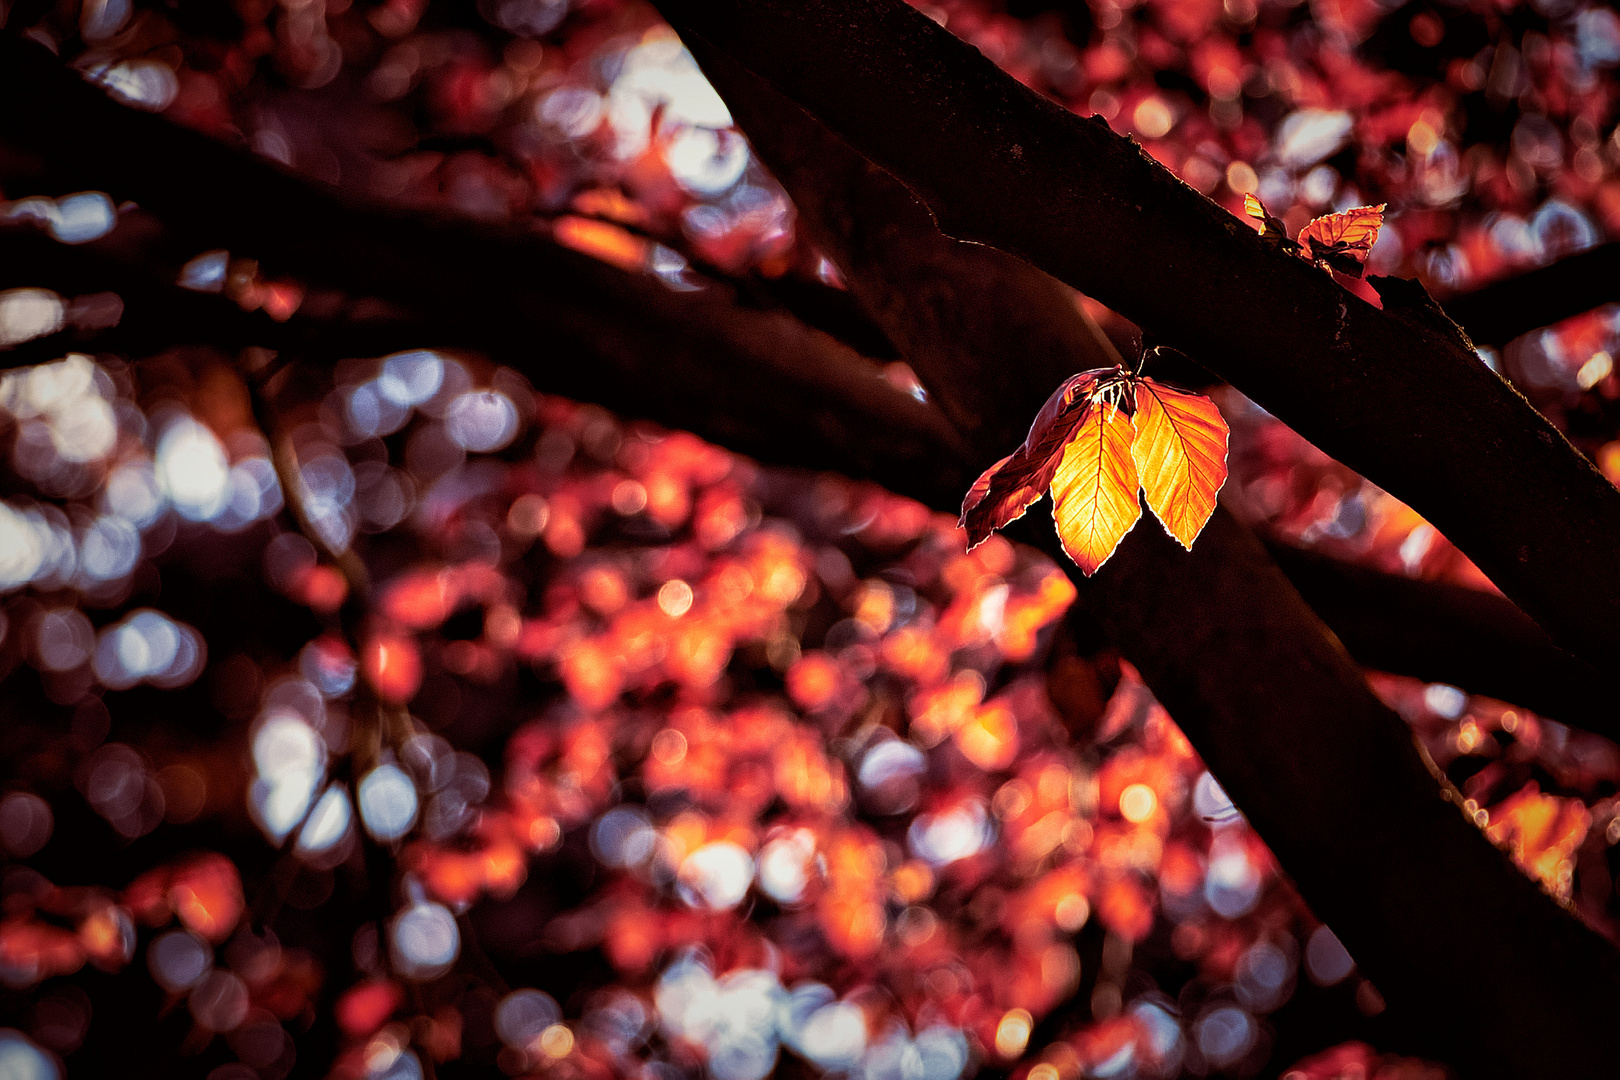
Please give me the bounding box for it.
[1,0,1620,1079]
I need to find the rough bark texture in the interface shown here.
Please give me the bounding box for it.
[668,35,1620,1075]
[651,0,1620,686]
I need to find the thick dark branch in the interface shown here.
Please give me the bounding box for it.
[10,210,1607,740]
[9,32,1620,1073]
[1443,242,1620,347]
[0,35,972,505]
[683,35,1619,734]
[1059,510,1620,1076]
[674,52,1116,458]
[649,0,1620,686]
[674,41,1620,1073]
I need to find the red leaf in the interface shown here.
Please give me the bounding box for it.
[1050,403,1141,575]
[1298,204,1386,277]
[1131,379,1229,549]
[959,370,1109,548]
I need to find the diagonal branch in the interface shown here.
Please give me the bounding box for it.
[1441,242,1620,347]
[669,36,1620,1074]
[0,46,1611,739]
[648,0,1620,687]
[0,35,973,505]
[9,27,1620,1073]
[1262,539,1611,725]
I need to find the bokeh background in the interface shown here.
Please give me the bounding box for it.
[1,0,1619,1077]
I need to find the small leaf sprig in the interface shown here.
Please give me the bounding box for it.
[960,361,1229,575]
[1245,194,1387,278]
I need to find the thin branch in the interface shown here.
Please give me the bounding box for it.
[1262,539,1612,725]
[0,53,974,504]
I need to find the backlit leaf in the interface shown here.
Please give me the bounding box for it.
[960,369,1109,548]
[1131,379,1229,549]
[1050,403,1140,575]
[1242,193,1290,243]
[1298,204,1386,277]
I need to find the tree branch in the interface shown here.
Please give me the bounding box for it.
[0,34,974,505]
[647,0,1620,688]
[669,37,1620,1073]
[1442,242,1620,347]
[9,216,1606,737]
[1057,508,1620,1075]
[1262,539,1611,726]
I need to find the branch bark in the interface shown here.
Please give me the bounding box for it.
[667,35,1620,1074]
[10,213,1610,746]
[1263,539,1612,727]
[3,28,1613,736]
[649,0,1620,688]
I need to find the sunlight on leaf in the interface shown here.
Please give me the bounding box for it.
[1297,204,1386,278]
[1242,194,1290,243]
[959,370,1105,549]
[1131,379,1229,549]
[1050,403,1140,575]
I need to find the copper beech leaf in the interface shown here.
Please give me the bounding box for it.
[1297,203,1386,278]
[960,369,1109,549]
[1050,402,1141,575]
[1242,194,1291,244]
[1131,378,1229,549]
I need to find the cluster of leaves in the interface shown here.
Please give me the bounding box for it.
[1243,196,1387,278]
[961,369,1228,575]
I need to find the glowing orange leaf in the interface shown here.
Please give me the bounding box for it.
[1050,404,1140,575]
[554,215,650,273]
[1297,203,1386,277]
[1242,193,1290,243]
[960,370,1107,549]
[1130,378,1228,549]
